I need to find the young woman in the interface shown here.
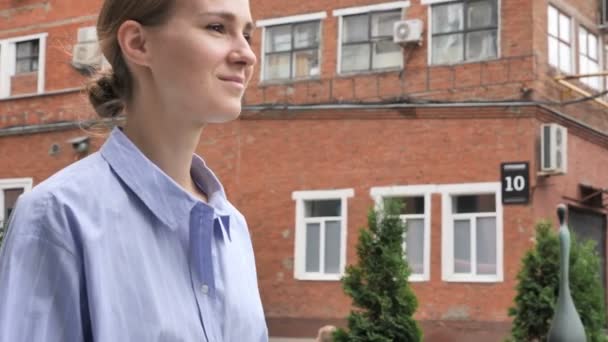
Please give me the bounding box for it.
[0,0,267,341]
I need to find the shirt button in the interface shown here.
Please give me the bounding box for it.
[201,284,209,295]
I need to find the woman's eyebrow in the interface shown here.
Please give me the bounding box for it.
[198,11,254,31]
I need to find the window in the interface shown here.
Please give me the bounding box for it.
[0,178,33,229]
[578,27,601,90]
[441,183,503,282]
[15,40,39,74]
[371,185,434,282]
[292,189,354,280]
[333,2,409,74]
[0,33,47,98]
[430,0,498,65]
[548,5,572,73]
[339,11,403,72]
[257,12,326,81]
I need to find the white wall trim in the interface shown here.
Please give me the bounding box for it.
[0,32,48,99]
[440,182,503,283]
[292,188,354,281]
[0,177,33,224]
[370,185,434,282]
[256,11,327,27]
[332,1,410,17]
[292,188,354,201]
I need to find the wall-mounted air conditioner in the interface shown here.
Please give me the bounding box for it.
[540,123,568,174]
[72,27,103,70]
[393,19,423,45]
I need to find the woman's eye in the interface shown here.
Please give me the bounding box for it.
[207,24,225,33]
[243,33,252,44]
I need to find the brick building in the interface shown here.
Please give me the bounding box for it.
[1,0,607,340]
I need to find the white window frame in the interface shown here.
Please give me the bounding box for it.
[333,1,410,74]
[370,185,435,282]
[292,188,354,281]
[578,26,601,90]
[425,0,501,66]
[0,33,47,99]
[440,182,503,283]
[256,11,327,82]
[547,5,574,74]
[0,178,33,225]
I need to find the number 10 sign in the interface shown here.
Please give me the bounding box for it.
[501,162,530,204]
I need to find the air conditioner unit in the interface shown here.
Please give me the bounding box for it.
[72,26,102,69]
[393,19,423,45]
[540,123,568,174]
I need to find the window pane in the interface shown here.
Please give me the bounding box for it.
[454,220,471,273]
[294,22,319,49]
[476,217,497,275]
[266,25,291,53]
[15,59,32,74]
[305,223,321,272]
[405,218,424,274]
[559,42,571,73]
[588,33,598,60]
[385,196,424,215]
[31,59,38,72]
[341,43,370,72]
[453,194,496,213]
[264,53,290,79]
[468,0,496,29]
[305,199,341,217]
[371,11,401,37]
[16,40,37,58]
[559,14,570,42]
[579,28,587,55]
[466,30,497,61]
[3,188,24,224]
[372,40,402,69]
[324,221,342,274]
[293,49,319,78]
[548,6,558,37]
[432,33,463,64]
[343,14,369,43]
[432,2,463,34]
[548,36,558,67]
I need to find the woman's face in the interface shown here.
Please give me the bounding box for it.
[144,0,256,124]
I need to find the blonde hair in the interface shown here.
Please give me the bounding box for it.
[86,0,176,118]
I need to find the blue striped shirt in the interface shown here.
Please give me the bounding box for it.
[0,127,268,342]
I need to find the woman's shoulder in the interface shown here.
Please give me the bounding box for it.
[16,152,119,218]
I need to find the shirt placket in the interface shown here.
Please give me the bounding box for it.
[189,205,220,342]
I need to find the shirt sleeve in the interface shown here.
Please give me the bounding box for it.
[0,192,89,342]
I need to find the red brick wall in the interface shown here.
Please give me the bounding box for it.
[1,0,608,339]
[10,72,37,96]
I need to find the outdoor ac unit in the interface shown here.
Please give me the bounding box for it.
[540,123,568,174]
[393,19,423,45]
[72,27,102,68]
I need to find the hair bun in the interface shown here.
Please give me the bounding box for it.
[86,71,124,118]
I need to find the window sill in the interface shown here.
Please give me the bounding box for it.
[337,66,403,78]
[294,272,344,281]
[258,76,323,87]
[430,56,501,67]
[0,87,82,102]
[443,274,503,283]
[409,274,430,282]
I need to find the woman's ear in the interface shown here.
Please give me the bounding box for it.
[116,19,151,68]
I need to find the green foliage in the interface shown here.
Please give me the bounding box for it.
[508,220,606,341]
[334,200,422,342]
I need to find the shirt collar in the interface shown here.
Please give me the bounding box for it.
[100,127,231,233]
